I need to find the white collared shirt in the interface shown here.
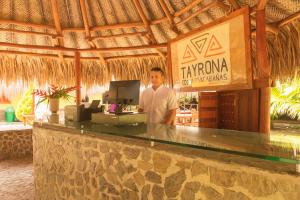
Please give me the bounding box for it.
[139,85,177,124]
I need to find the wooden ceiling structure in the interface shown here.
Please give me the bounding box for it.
[0,0,298,59]
[0,0,299,86]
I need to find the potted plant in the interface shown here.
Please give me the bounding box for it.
[33,85,78,113]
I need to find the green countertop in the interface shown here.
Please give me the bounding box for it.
[33,116,300,167]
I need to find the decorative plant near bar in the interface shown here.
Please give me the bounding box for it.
[33,85,78,113]
[271,79,300,120]
[15,85,34,122]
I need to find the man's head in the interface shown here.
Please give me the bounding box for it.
[150,67,165,88]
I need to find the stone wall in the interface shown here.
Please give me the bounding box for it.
[33,127,300,200]
[0,129,33,161]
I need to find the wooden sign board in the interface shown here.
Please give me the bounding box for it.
[168,7,252,91]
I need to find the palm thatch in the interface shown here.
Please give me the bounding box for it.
[0,55,166,87]
[252,20,300,81]
[0,0,299,87]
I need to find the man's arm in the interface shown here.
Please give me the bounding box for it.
[163,90,178,125]
[138,108,144,112]
[163,109,176,125]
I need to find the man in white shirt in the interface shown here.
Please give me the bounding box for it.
[139,67,177,125]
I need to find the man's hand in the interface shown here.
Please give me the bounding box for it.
[163,109,176,125]
[138,108,144,113]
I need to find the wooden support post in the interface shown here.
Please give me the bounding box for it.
[256,9,271,133]
[75,51,81,106]
[132,0,157,44]
[167,44,173,88]
[157,0,179,34]
[50,0,65,62]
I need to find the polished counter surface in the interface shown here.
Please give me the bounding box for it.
[34,118,300,166]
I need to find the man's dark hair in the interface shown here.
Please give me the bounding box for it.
[151,67,165,76]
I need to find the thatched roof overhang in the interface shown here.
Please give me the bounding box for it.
[0,0,299,86]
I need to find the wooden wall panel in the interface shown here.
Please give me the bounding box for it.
[218,89,259,132]
[237,89,259,132]
[199,92,218,128]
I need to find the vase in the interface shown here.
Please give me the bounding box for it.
[49,98,59,113]
[48,113,59,123]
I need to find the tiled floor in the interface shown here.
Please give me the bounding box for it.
[0,158,34,200]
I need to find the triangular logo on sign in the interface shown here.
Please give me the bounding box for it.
[182,44,197,64]
[190,33,209,54]
[204,34,225,58]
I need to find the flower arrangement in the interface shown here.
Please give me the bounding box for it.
[33,85,78,106]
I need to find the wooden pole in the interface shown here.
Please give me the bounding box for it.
[157,0,179,33]
[174,0,204,17]
[0,19,55,30]
[50,0,65,62]
[256,9,271,133]
[167,43,173,88]
[91,32,146,41]
[90,22,144,32]
[176,1,218,26]
[0,49,161,60]
[278,9,300,27]
[0,42,166,53]
[75,51,81,106]
[132,0,157,44]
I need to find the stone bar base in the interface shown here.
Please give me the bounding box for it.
[33,127,300,200]
[0,129,33,161]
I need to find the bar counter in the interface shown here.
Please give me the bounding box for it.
[33,119,300,200]
[0,122,32,161]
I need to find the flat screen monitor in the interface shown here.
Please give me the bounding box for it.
[108,80,140,105]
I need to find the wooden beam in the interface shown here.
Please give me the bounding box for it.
[90,32,146,41]
[176,1,218,26]
[50,0,63,44]
[167,43,173,88]
[227,0,240,10]
[50,0,64,61]
[158,0,173,23]
[0,41,167,53]
[0,50,60,58]
[0,49,162,61]
[79,0,96,48]
[157,0,179,33]
[79,43,167,53]
[256,12,270,77]
[256,9,271,133]
[256,0,268,11]
[90,22,145,32]
[0,28,59,38]
[132,0,157,44]
[253,78,273,88]
[250,5,257,14]
[62,27,85,33]
[79,0,107,66]
[79,0,91,39]
[151,17,168,25]
[0,19,55,30]
[155,49,167,59]
[216,1,231,13]
[75,51,81,106]
[250,16,279,34]
[0,42,75,51]
[105,53,161,61]
[174,0,204,17]
[278,10,300,27]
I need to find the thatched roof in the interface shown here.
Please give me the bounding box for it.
[0,0,299,87]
